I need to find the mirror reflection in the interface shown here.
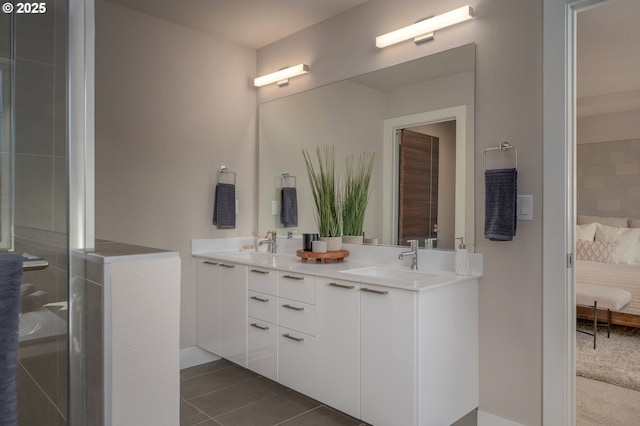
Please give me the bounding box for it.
[258,43,475,251]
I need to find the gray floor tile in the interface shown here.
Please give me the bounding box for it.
[181,401,211,426]
[182,366,258,400]
[276,406,363,426]
[215,391,321,426]
[189,377,288,419]
[181,359,233,382]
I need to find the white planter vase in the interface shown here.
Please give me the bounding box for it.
[320,236,343,251]
[342,235,363,245]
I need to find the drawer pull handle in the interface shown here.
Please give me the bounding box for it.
[282,304,304,311]
[251,269,269,274]
[203,261,219,266]
[361,287,389,295]
[220,263,235,268]
[250,323,270,331]
[250,296,269,303]
[282,274,304,281]
[283,333,304,342]
[329,282,355,290]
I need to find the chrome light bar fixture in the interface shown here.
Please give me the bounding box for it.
[254,64,310,87]
[376,5,474,48]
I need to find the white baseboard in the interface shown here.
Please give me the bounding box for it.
[180,346,220,370]
[477,410,524,426]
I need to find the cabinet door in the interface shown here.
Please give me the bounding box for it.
[195,259,221,355]
[360,284,416,426]
[315,278,360,419]
[247,319,277,381]
[220,262,247,367]
[278,327,315,398]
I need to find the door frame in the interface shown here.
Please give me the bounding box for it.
[542,1,613,424]
[382,105,467,246]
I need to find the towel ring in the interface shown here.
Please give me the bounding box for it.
[483,142,517,171]
[217,165,236,185]
[281,172,296,188]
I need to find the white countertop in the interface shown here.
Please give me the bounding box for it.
[193,249,479,292]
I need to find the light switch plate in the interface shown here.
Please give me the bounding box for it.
[517,195,533,220]
[272,200,279,215]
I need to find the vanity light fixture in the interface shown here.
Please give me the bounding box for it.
[376,5,474,48]
[254,64,310,87]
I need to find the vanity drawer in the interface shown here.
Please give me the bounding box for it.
[278,326,315,398]
[247,318,277,381]
[248,267,277,295]
[278,298,315,336]
[278,272,314,304]
[248,291,277,323]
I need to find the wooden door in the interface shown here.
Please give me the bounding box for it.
[398,129,439,246]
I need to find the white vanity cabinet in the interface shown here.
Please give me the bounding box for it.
[247,267,278,381]
[194,258,221,354]
[360,284,416,426]
[276,272,316,398]
[315,278,361,419]
[193,252,478,426]
[219,262,247,366]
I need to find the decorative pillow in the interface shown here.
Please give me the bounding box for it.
[594,224,640,264]
[577,215,628,227]
[575,240,617,263]
[576,223,597,241]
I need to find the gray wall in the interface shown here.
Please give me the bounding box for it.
[577,139,640,219]
[94,0,257,349]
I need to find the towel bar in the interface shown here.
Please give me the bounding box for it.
[217,165,236,185]
[483,141,517,171]
[281,172,296,188]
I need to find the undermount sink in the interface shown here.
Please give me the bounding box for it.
[340,266,437,284]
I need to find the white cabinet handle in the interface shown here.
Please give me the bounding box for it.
[329,282,355,290]
[250,323,270,331]
[283,333,304,342]
[282,274,304,280]
[219,263,235,268]
[203,261,218,266]
[250,269,269,274]
[250,296,269,303]
[282,304,304,311]
[361,287,389,295]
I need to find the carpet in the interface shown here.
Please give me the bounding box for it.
[576,324,640,391]
[576,376,640,426]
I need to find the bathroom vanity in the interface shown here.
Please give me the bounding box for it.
[192,240,479,426]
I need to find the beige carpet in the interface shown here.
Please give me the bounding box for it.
[576,376,640,426]
[576,325,640,391]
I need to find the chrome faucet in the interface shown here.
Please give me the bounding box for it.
[399,239,419,270]
[259,230,278,254]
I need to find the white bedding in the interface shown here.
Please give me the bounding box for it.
[576,260,640,315]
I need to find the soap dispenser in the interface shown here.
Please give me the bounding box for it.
[454,237,470,276]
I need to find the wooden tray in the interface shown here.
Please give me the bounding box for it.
[296,249,349,264]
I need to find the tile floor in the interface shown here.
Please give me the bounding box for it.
[180,359,367,426]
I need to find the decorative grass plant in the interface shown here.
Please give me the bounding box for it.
[302,146,341,238]
[341,152,375,237]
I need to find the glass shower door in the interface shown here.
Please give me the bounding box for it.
[0,2,85,425]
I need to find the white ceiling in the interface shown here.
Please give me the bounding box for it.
[577,0,640,117]
[104,0,368,50]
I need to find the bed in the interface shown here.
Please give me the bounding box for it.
[576,215,640,327]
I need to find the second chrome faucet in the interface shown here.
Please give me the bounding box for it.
[399,239,419,270]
